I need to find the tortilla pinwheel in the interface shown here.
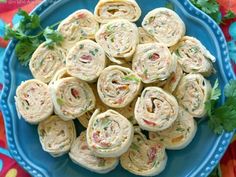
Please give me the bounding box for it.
[50,77,96,120]
[87,109,134,157]
[95,19,139,64]
[94,0,141,23]
[135,87,179,131]
[149,107,197,150]
[97,65,142,108]
[15,79,53,124]
[66,39,106,82]
[172,36,215,76]
[38,115,76,157]
[58,9,99,50]
[142,8,185,47]
[69,131,119,173]
[174,73,211,117]
[120,127,167,176]
[29,42,67,83]
[132,43,176,84]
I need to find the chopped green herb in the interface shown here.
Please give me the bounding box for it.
[143,69,148,76]
[122,75,140,83]
[79,44,84,49]
[3,9,63,65]
[56,98,64,106]
[89,50,96,56]
[176,127,185,132]
[130,143,139,151]
[222,10,236,21]
[175,49,181,57]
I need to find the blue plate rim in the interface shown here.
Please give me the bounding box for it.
[0,0,235,177]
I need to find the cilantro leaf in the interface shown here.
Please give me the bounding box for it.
[190,0,222,24]
[43,27,63,48]
[3,9,63,66]
[15,38,41,65]
[17,9,41,32]
[223,10,236,20]
[210,79,221,100]
[207,79,236,134]
[224,80,236,97]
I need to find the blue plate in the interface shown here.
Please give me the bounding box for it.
[0,0,235,177]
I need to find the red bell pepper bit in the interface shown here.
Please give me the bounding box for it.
[143,119,156,126]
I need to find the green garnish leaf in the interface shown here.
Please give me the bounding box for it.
[206,79,236,134]
[210,79,221,100]
[43,27,63,48]
[190,0,221,24]
[224,80,236,97]
[3,9,63,66]
[222,10,236,20]
[15,38,41,65]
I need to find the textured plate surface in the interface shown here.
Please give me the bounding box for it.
[0,0,236,177]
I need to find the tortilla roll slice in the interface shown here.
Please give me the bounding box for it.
[15,79,53,124]
[69,131,119,174]
[38,115,76,157]
[163,63,183,93]
[49,67,71,86]
[142,8,185,47]
[97,65,142,108]
[50,77,96,121]
[95,19,139,64]
[120,127,167,176]
[115,98,137,125]
[66,39,106,82]
[94,0,141,23]
[132,43,176,84]
[149,107,197,150]
[174,73,211,118]
[29,42,67,83]
[87,109,134,157]
[78,84,109,128]
[138,27,156,44]
[58,9,99,50]
[172,36,215,76]
[135,87,179,131]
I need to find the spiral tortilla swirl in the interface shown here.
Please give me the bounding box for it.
[50,77,96,120]
[58,9,99,50]
[174,73,211,117]
[29,42,67,83]
[77,84,109,128]
[95,19,139,64]
[163,63,183,93]
[87,109,134,157]
[172,36,215,76]
[138,27,156,44]
[97,65,142,108]
[120,127,167,176]
[135,87,179,131]
[142,8,185,47]
[66,39,106,82]
[69,131,119,174]
[38,115,76,157]
[15,79,53,124]
[149,107,197,150]
[132,43,176,84]
[94,0,141,23]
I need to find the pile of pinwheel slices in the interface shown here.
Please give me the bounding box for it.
[15,0,215,176]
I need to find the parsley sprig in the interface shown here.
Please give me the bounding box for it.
[4,9,63,66]
[190,0,236,24]
[206,80,236,134]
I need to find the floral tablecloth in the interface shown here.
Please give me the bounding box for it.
[0,0,235,177]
